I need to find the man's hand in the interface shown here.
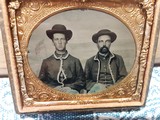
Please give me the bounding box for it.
[55,86,79,94]
[88,83,106,93]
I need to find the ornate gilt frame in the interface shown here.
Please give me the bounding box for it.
[1,0,160,113]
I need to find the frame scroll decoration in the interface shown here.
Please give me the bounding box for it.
[132,0,155,100]
[8,0,34,106]
[3,0,159,113]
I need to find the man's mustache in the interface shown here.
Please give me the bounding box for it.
[99,46,109,54]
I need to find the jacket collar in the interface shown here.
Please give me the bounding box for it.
[93,51,116,83]
[53,51,69,60]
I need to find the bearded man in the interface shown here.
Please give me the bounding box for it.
[84,29,127,93]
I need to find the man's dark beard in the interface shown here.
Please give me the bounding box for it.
[99,46,109,54]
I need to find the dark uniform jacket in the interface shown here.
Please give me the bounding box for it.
[84,52,127,91]
[39,52,84,92]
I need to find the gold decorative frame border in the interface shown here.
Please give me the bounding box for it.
[1,0,160,113]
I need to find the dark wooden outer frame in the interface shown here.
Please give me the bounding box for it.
[1,0,160,113]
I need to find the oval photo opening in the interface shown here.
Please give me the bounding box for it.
[28,9,136,94]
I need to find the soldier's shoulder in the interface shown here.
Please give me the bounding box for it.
[112,53,123,61]
[86,55,95,62]
[43,55,54,61]
[68,54,80,61]
[113,53,123,58]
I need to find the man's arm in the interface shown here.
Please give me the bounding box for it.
[117,55,127,80]
[84,59,96,91]
[39,60,47,82]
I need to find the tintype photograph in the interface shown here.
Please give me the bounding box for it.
[28,10,135,94]
[1,0,159,113]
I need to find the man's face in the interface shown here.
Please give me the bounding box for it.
[97,35,112,50]
[52,33,67,52]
